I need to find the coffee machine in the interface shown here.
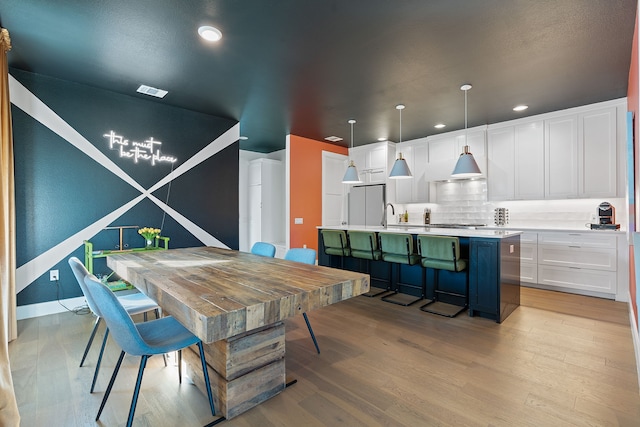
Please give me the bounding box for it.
[590,202,620,230]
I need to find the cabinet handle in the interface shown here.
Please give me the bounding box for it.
[569,267,581,269]
[568,245,581,248]
[370,170,384,175]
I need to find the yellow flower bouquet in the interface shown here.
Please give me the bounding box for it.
[138,227,161,248]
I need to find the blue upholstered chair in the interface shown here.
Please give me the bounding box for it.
[68,257,160,393]
[251,241,276,257]
[83,274,216,427]
[284,248,321,354]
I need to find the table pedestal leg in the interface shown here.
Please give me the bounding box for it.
[184,322,286,419]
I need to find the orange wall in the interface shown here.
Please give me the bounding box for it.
[289,135,348,254]
[628,4,639,327]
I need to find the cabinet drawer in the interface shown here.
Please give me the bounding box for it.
[520,232,537,244]
[538,245,616,271]
[538,232,617,248]
[538,265,616,294]
[521,261,537,283]
[521,243,537,263]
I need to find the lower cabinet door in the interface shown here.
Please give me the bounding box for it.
[469,239,499,315]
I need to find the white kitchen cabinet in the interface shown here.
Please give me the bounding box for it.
[348,141,395,185]
[520,232,538,284]
[426,126,486,182]
[248,158,284,248]
[395,138,429,203]
[487,120,544,201]
[545,106,618,199]
[536,231,617,296]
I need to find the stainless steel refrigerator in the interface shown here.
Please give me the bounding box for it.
[348,184,386,226]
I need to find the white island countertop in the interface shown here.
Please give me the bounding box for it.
[318,225,522,239]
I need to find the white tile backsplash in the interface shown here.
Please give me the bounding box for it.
[397,178,626,230]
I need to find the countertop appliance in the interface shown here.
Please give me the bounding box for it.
[590,201,620,230]
[348,184,386,227]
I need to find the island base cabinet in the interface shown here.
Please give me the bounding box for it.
[185,322,286,419]
[469,237,520,323]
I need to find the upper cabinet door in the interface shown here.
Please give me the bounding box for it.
[394,143,414,203]
[426,134,458,181]
[545,115,579,199]
[514,120,544,200]
[578,107,617,198]
[487,126,515,200]
[367,144,388,184]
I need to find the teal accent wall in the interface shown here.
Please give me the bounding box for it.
[11,69,239,306]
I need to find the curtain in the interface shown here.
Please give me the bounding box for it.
[0,27,20,426]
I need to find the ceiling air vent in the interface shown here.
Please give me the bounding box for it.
[136,85,168,98]
[324,136,343,142]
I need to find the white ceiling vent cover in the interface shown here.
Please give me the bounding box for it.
[324,136,343,142]
[136,85,168,98]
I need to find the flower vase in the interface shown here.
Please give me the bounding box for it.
[145,239,154,249]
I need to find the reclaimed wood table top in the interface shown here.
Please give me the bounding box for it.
[107,246,369,343]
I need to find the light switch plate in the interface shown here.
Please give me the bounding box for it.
[294,218,303,224]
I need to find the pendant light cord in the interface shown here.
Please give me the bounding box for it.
[399,108,402,143]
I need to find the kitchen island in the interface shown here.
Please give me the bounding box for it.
[318,226,522,323]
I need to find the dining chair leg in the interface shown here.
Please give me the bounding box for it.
[178,350,182,384]
[80,316,102,367]
[303,313,320,354]
[90,328,109,393]
[96,350,125,421]
[197,341,217,417]
[126,355,149,427]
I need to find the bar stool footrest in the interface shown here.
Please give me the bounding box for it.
[361,287,392,298]
[382,292,423,306]
[420,300,467,317]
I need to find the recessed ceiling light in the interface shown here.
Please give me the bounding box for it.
[136,85,168,98]
[198,26,222,42]
[239,136,248,140]
[325,136,343,142]
[513,105,529,112]
[378,137,387,141]
[434,123,446,129]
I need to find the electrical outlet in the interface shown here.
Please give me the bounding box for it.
[590,213,597,223]
[49,270,59,281]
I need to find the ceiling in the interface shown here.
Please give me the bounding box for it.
[1,0,637,153]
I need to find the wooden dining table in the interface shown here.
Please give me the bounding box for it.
[107,246,369,419]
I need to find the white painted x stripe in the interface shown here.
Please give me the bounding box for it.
[9,75,238,293]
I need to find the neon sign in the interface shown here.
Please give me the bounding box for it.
[103,131,178,165]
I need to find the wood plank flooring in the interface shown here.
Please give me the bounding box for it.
[8,287,640,426]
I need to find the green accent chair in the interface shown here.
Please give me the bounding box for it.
[348,230,388,297]
[378,232,423,306]
[320,229,350,268]
[417,235,468,317]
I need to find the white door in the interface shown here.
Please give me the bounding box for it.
[322,151,348,226]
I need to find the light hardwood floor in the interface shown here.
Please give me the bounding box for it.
[9,287,640,426]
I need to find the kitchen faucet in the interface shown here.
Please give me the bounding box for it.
[382,203,395,227]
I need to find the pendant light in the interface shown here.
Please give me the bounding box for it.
[342,119,362,184]
[389,104,413,179]
[452,84,482,178]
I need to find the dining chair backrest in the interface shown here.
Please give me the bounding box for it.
[251,241,276,258]
[68,256,102,316]
[83,274,153,356]
[284,248,317,265]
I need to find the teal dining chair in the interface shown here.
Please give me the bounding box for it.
[251,241,276,257]
[284,248,320,354]
[68,257,160,393]
[83,274,216,427]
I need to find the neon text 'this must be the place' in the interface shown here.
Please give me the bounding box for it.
[104,131,178,165]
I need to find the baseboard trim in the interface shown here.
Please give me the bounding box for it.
[16,297,88,320]
[628,292,640,394]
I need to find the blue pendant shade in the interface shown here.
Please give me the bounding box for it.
[388,104,413,179]
[342,119,363,184]
[451,83,482,178]
[342,160,362,184]
[452,146,482,177]
[389,153,412,179]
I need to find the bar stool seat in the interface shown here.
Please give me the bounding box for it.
[320,229,350,268]
[348,230,387,297]
[379,232,423,306]
[418,235,468,317]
